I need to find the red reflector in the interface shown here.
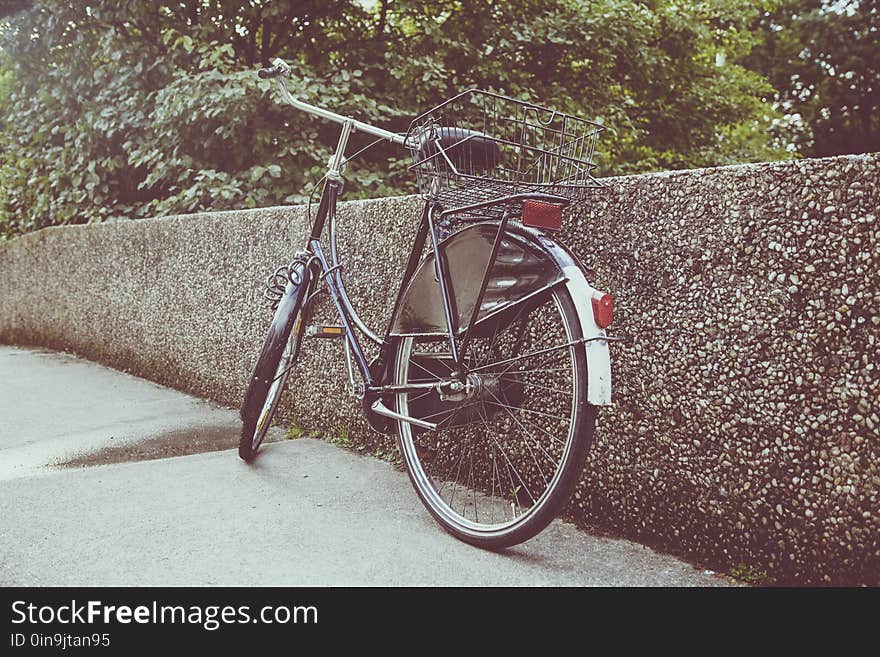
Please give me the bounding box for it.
[522,200,563,231]
[591,293,614,328]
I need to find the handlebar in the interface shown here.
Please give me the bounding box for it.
[260,58,407,147]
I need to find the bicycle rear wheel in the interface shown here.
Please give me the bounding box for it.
[393,284,595,549]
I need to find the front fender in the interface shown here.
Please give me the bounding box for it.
[389,222,612,405]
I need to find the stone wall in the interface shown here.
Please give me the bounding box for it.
[1,153,877,585]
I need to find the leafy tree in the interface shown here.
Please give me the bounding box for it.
[744,0,879,157]
[1,0,792,239]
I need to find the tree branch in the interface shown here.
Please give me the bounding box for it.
[375,0,389,39]
[189,0,199,26]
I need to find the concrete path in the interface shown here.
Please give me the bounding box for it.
[0,345,729,586]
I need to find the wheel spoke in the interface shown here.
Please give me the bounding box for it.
[409,354,454,380]
[503,376,569,396]
[469,337,576,374]
[487,397,571,423]
[483,388,552,488]
[477,405,536,510]
[502,366,571,376]
[475,298,532,369]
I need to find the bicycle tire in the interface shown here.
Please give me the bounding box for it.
[393,283,595,549]
[239,280,308,462]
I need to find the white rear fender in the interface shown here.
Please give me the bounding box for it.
[501,224,614,407]
[562,265,612,406]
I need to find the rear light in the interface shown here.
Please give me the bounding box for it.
[522,200,563,231]
[591,292,614,328]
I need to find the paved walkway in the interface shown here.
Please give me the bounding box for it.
[0,346,729,586]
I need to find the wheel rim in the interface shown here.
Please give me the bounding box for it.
[395,290,580,539]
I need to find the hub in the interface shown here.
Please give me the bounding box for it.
[404,353,525,433]
[426,371,523,425]
[437,374,480,402]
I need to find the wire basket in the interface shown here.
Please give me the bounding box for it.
[405,89,604,216]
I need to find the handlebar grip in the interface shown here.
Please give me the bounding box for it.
[258,66,281,79]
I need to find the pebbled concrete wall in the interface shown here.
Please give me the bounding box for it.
[1,153,877,585]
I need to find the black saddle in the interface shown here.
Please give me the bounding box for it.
[416,127,500,173]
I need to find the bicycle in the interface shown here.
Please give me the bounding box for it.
[239,58,626,549]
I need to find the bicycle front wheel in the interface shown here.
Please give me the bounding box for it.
[393,285,596,549]
[239,282,308,462]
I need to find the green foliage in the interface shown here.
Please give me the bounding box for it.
[285,421,307,440]
[744,0,880,157]
[728,563,775,586]
[327,426,352,448]
[0,0,801,239]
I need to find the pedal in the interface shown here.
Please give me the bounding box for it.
[306,324,346,338]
